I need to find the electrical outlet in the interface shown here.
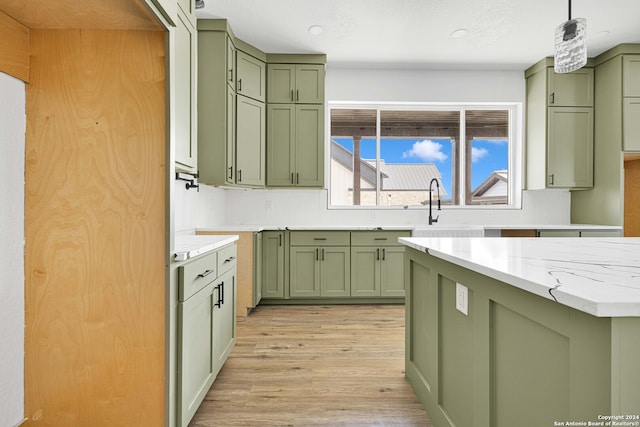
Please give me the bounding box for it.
[456,283,468,316]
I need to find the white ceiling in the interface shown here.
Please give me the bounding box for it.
[195,0,640,71]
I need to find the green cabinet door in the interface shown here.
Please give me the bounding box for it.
[177,281,215,427]
[174,9,197,173]
[295,105,324,186]
[267,64,295,103]
[380,247,405,297]
[262,231,285,299]
[295,64,325,104]
[266,104,296,186]
[290,246,349,298]
[225,85,236,184]
[237,50,266,102]
[320,247,350,297]
[267,63,324,104]
[236,95,265,186]
[226,35,236,89]
[266,104,324,187]
[212,269,236,376]
[351,247,380,297]
[351,246,406,297]
[546,67,594,107]
[547,107,594,188]
[290,246,321,297]
[623,55,640,97]
[623,98,640,151]
[253,232,263,306]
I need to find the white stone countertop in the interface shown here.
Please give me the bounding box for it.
[174,234,239,261]
[399,237,640,317]
[195,224,621,233]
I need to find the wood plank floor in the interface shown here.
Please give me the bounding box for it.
[189,304,432,427]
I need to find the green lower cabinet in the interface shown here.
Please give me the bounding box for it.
[290,246,350,298]
[261,231,285,299]
[212,269,236,376]
[177,281,216,427]
[404,247,636,427]
[351,246,406,297]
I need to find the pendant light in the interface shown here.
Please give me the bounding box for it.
[195,0,205,9]
[554,0,587,73]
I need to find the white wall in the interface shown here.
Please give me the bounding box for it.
[0,72,25,427]
[174,181,227,232]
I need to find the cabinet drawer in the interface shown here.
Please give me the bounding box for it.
[350,230,411,246]
[217,244,237,274]
[289,231,350,246]
[179,251,217,301]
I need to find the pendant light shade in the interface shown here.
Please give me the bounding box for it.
[554,0,587,73]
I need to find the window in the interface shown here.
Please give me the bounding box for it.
[329,104,517,208]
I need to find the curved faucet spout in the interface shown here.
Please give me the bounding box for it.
[428,178,441,225]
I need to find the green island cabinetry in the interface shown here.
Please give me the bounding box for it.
[176,243,237,427]
[525,58,594,189]
[260,229,409,303]
[350,230,410,297]
[404,244,640,427]
[174,0,198,173]
[197,19,266,187]
[266,57,326,188]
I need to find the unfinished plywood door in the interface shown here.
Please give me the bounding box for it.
[25,29,166,425]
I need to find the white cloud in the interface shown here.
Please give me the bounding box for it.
[402,140,448,162]
[472,147,489,163]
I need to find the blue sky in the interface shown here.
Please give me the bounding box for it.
[334,137,508,200]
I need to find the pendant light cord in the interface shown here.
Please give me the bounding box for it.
[568,0,572,20]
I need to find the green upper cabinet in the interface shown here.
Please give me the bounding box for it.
[236,95,266,186]
[623,55,640,151]
[525,58,594,189]
[547,107,594,187]
[197,20,267,187]
[546,67,594,106]
[174,7,197,173]
[623,55,640,96]
[267,104,324,187]
[267,63,325,104]
[237,51,266,102]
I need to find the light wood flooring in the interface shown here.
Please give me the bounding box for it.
[189,304,432,426]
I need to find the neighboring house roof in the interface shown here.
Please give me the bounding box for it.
[331,139,448,196]
[473,170,508,198]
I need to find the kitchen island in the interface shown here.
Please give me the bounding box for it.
[400,237,640,427]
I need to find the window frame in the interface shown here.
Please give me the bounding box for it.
[326,101,522,210]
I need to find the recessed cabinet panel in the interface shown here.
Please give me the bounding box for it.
[236,95,266,186]
[267,64,295,103]
[623,56,640,97]
[547,107,593,188]
[266,104,296,186]
[295,105,324,186]
[237,51,266,102]
[175,10,197,172]
[296,64,325,104]
[623,98,640,151]
[547,68,594,107]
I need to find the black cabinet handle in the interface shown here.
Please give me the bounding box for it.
[198,269,214,278]
[223,256,236,264]
[296,89,299,101]
[296,173,299,184]
[550,92,555,104]
[220,281,225,305]
[278,234,282,247]
[213,284,222,308]
[374,237,388,241]
[290,89,294,102]
[313,238,327,241]
[376,248,380,261]
[228,165,233,180]
[238,78,242,91]
[321,248,325,261]
[382,248,386,261]
[238,169,242,182]
[549,174,555,185]
[316,248,319,261]
[229,68,233,82]
[291,172,294,184]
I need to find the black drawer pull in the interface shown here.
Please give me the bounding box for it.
[197,269,214,278]
[223,256,236,264]
[374,237,388,240]
[313,238,327,241]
